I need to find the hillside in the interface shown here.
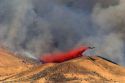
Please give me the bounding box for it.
[0,48,125,83]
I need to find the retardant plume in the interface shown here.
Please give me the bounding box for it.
[40,46,92,63]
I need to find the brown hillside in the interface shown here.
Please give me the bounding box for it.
[0,48,125,83]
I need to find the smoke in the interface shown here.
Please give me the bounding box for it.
[0,0,125,65]
[92,0,125,65]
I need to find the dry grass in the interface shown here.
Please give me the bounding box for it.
[0,48,125,83]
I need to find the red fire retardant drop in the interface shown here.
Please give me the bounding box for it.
[40,46,91,63]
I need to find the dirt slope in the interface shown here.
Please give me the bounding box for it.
[0,48,34,80]
[0,48,125,83]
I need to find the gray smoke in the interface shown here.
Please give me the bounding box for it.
[92,0,125,65]
[0,0,125,65]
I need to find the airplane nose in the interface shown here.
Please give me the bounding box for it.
[88,47,95,49]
